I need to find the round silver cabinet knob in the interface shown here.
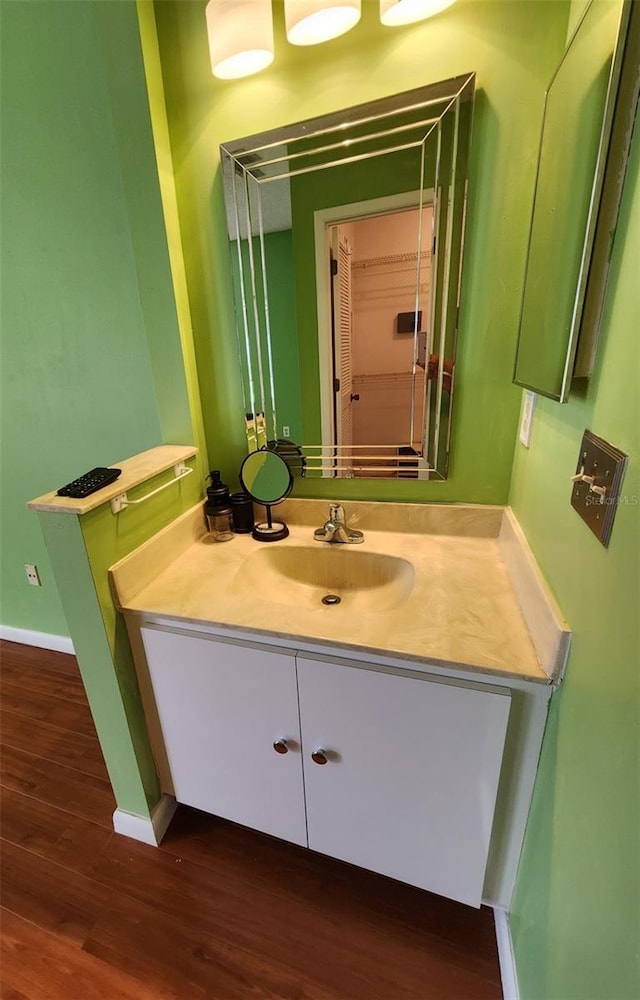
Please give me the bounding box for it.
[311,747,329,765]
[273,738,289,755]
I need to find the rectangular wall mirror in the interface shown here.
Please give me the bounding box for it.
[220,73,475,479]
[513,0,632,402]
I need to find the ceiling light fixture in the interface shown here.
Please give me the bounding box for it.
[206,0,274,80]
[380,0,456,26]
[285,0,362,46]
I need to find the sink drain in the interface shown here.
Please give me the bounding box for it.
[321,593,341,606]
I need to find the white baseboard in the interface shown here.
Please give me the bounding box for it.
[494,907,519,1000]
[0,625,75,655]
[112,794,177,847]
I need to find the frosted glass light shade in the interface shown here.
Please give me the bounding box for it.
[285,0,361,46]
[380,0,455,26]
[206,0,274,79]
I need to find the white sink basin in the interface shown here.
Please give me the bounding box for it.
[232,545,415,612]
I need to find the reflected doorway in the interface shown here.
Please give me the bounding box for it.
[327,202,433,477]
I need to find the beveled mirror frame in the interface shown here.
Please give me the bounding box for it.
[220,73,475,479]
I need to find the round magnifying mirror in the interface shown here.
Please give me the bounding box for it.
[239,449,293,542]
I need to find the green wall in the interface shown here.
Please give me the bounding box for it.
[0,0,194,636]
[36,459,202,817]
[509,120,640,999]
[265,230,303,444]
[153,0,568,502]
[232,230,303,444]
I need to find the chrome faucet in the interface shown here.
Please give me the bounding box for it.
[314,504,364,544]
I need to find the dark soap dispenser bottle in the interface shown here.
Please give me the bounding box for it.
[204,470,233,541]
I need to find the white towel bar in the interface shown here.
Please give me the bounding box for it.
[110,462,193,514]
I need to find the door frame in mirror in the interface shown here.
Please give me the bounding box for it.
[313,189,434,468]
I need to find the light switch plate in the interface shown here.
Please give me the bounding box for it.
[571,429,628,547]
[519,391,536,447]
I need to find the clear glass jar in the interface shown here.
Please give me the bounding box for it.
[206,504,234,541]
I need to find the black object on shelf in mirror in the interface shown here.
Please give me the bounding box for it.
[267,438,306,478]
[397,311,422,334]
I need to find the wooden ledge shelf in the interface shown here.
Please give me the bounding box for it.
[27,445,198,516]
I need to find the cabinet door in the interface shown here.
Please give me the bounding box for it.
[297,656,510,906]
[141,627,307,847]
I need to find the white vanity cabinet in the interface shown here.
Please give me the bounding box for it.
[297,654,510,907]
[138,624,512,908]
[139,626,307,847]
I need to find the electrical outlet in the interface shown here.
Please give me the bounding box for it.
[25,564,41,587]
[519,391,536,447]
[282,425,291,438]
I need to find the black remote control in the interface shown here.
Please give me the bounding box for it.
[57,467,122,499]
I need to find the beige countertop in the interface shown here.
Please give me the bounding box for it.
[110,501,570,685]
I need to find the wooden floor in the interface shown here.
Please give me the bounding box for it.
[0,639,502,999]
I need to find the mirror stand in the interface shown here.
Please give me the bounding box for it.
[239,449,294,543]
[252,505,289,543]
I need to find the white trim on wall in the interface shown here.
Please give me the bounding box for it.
[0,625,74,655]
[112,794,177,847]
[494,907,520,1000]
